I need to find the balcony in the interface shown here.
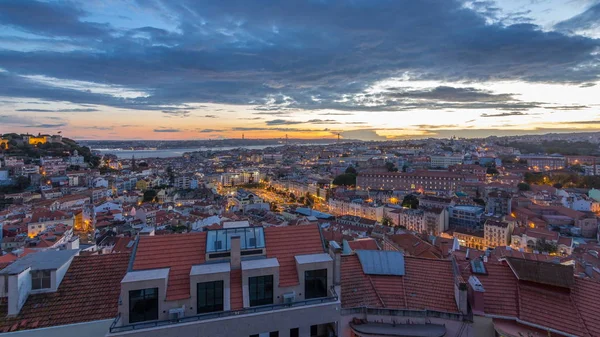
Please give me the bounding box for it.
[109,288,339,335]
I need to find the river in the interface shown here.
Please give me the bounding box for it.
[95,144,287,159]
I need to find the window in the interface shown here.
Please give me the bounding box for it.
[249,275,273,307]
[129,288,159,323]
[290,328,299,337]
[197,281,224,314]
[31,270,51,290]
[305,269,328,299]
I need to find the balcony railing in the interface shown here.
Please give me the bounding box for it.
[341,307,472,322]
[109,291,339,334]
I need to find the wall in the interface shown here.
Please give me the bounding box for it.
[339,310,472,337]
[8,268,32,316]
[3,319,112,337]
[108,300,340,337]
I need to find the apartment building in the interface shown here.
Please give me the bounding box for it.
[388,208,424,231]
[429,155,464,168]
[220,170,264,187]
[107,224,341,337]
[0,252,130,336]
[483,219,514,249]
[357,170,475,193]
[327,199,385,221]
[521,155,565,172]
[449,205,485,230]
[485,190,512,216]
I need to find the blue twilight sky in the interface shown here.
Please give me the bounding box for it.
[0,0,599,140]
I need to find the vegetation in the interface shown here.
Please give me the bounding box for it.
[333,173,357,186]
[143,189,158,202]
[402,194,419,209]
[517,182,531,191]
[385,162,399,172]
[381,214,393,226]
[524,171,600,189]
[535,238,558,254]
[0,134,100,167]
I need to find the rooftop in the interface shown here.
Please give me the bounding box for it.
[0,249,79,275]
[0,253,130,332]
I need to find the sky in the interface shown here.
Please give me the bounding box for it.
[0,0,600,141]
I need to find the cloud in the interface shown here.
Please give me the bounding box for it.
[480,112,530,117]
[80,126,114,130]
[203,115,218,118]
[543,105,589,110]
[198,128,224,133]
[0,0,598,115]
[153,128,181,132]
[554,3,600,36]
[339,129,387,141]
[265,119,339,125]
[162,110,191,117]
[0,0,111,38]
[16,108,100,112]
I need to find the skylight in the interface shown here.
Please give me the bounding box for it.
[206,227,265,253]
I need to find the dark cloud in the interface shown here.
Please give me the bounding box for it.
[0,0,596,115]
[16,108,100,112]
[265,119,339,125]
[0,0,111,38]
[162,110,192,117]
[153,128,181,132]
[198,128,224,133]
[412,124,462,129]
[0,0,597,119]
[481,112,529,117]
[80,126,114,130]
[543,105,589,110]
[203,115,218,118]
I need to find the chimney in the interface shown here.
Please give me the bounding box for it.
[328,241,342,286]
[230,235,241,269]
[451,257,468,315]
[468,275,486,315]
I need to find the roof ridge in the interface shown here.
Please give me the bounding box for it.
[367,275,385,307]
[569,288,594,337]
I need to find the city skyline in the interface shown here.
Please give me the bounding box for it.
[1,0,600,140]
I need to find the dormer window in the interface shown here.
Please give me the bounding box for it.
[31,270,51,290]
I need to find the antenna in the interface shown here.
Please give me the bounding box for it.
[285,134,288,145]
[337,132,341,143]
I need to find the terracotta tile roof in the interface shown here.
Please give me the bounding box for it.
[0,253,130,332]
[229,269,243,311]
[572,278,600,336]
[518,282,590,337]
[460,261,519,317]
[265,224,325,287]
[133,232,206,301]
[387,234,442,259]
[341,254,458,313]
[111,236,135,253]
[505,257,574,288]
[347,238,379,251]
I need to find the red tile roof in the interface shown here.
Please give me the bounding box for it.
[341,254,458,313]
[133,233,206,301]
[0,253,130,332]
[265,224,325,287]
[347,238,379,251]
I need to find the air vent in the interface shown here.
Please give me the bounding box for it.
[283,292,295,304]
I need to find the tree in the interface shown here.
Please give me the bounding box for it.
[143,189,158,202]
[345,166,357,175]
[333,173,356,186]
[535,238,557,254]
[486,167,499,175]
[402,194,419,209]
[381,214,393,227]
[166,166,175,185]
[14,176,30,190]
[517,183,531,191]
[385,162,398,172]
[553,183,563,189]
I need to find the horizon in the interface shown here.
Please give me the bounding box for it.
[1,0,600,139]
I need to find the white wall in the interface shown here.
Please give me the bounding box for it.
[8,268,32,316]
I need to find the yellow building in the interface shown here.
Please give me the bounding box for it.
[136,179,149,191]
[0,139,8,149]
[453,229,485,250]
